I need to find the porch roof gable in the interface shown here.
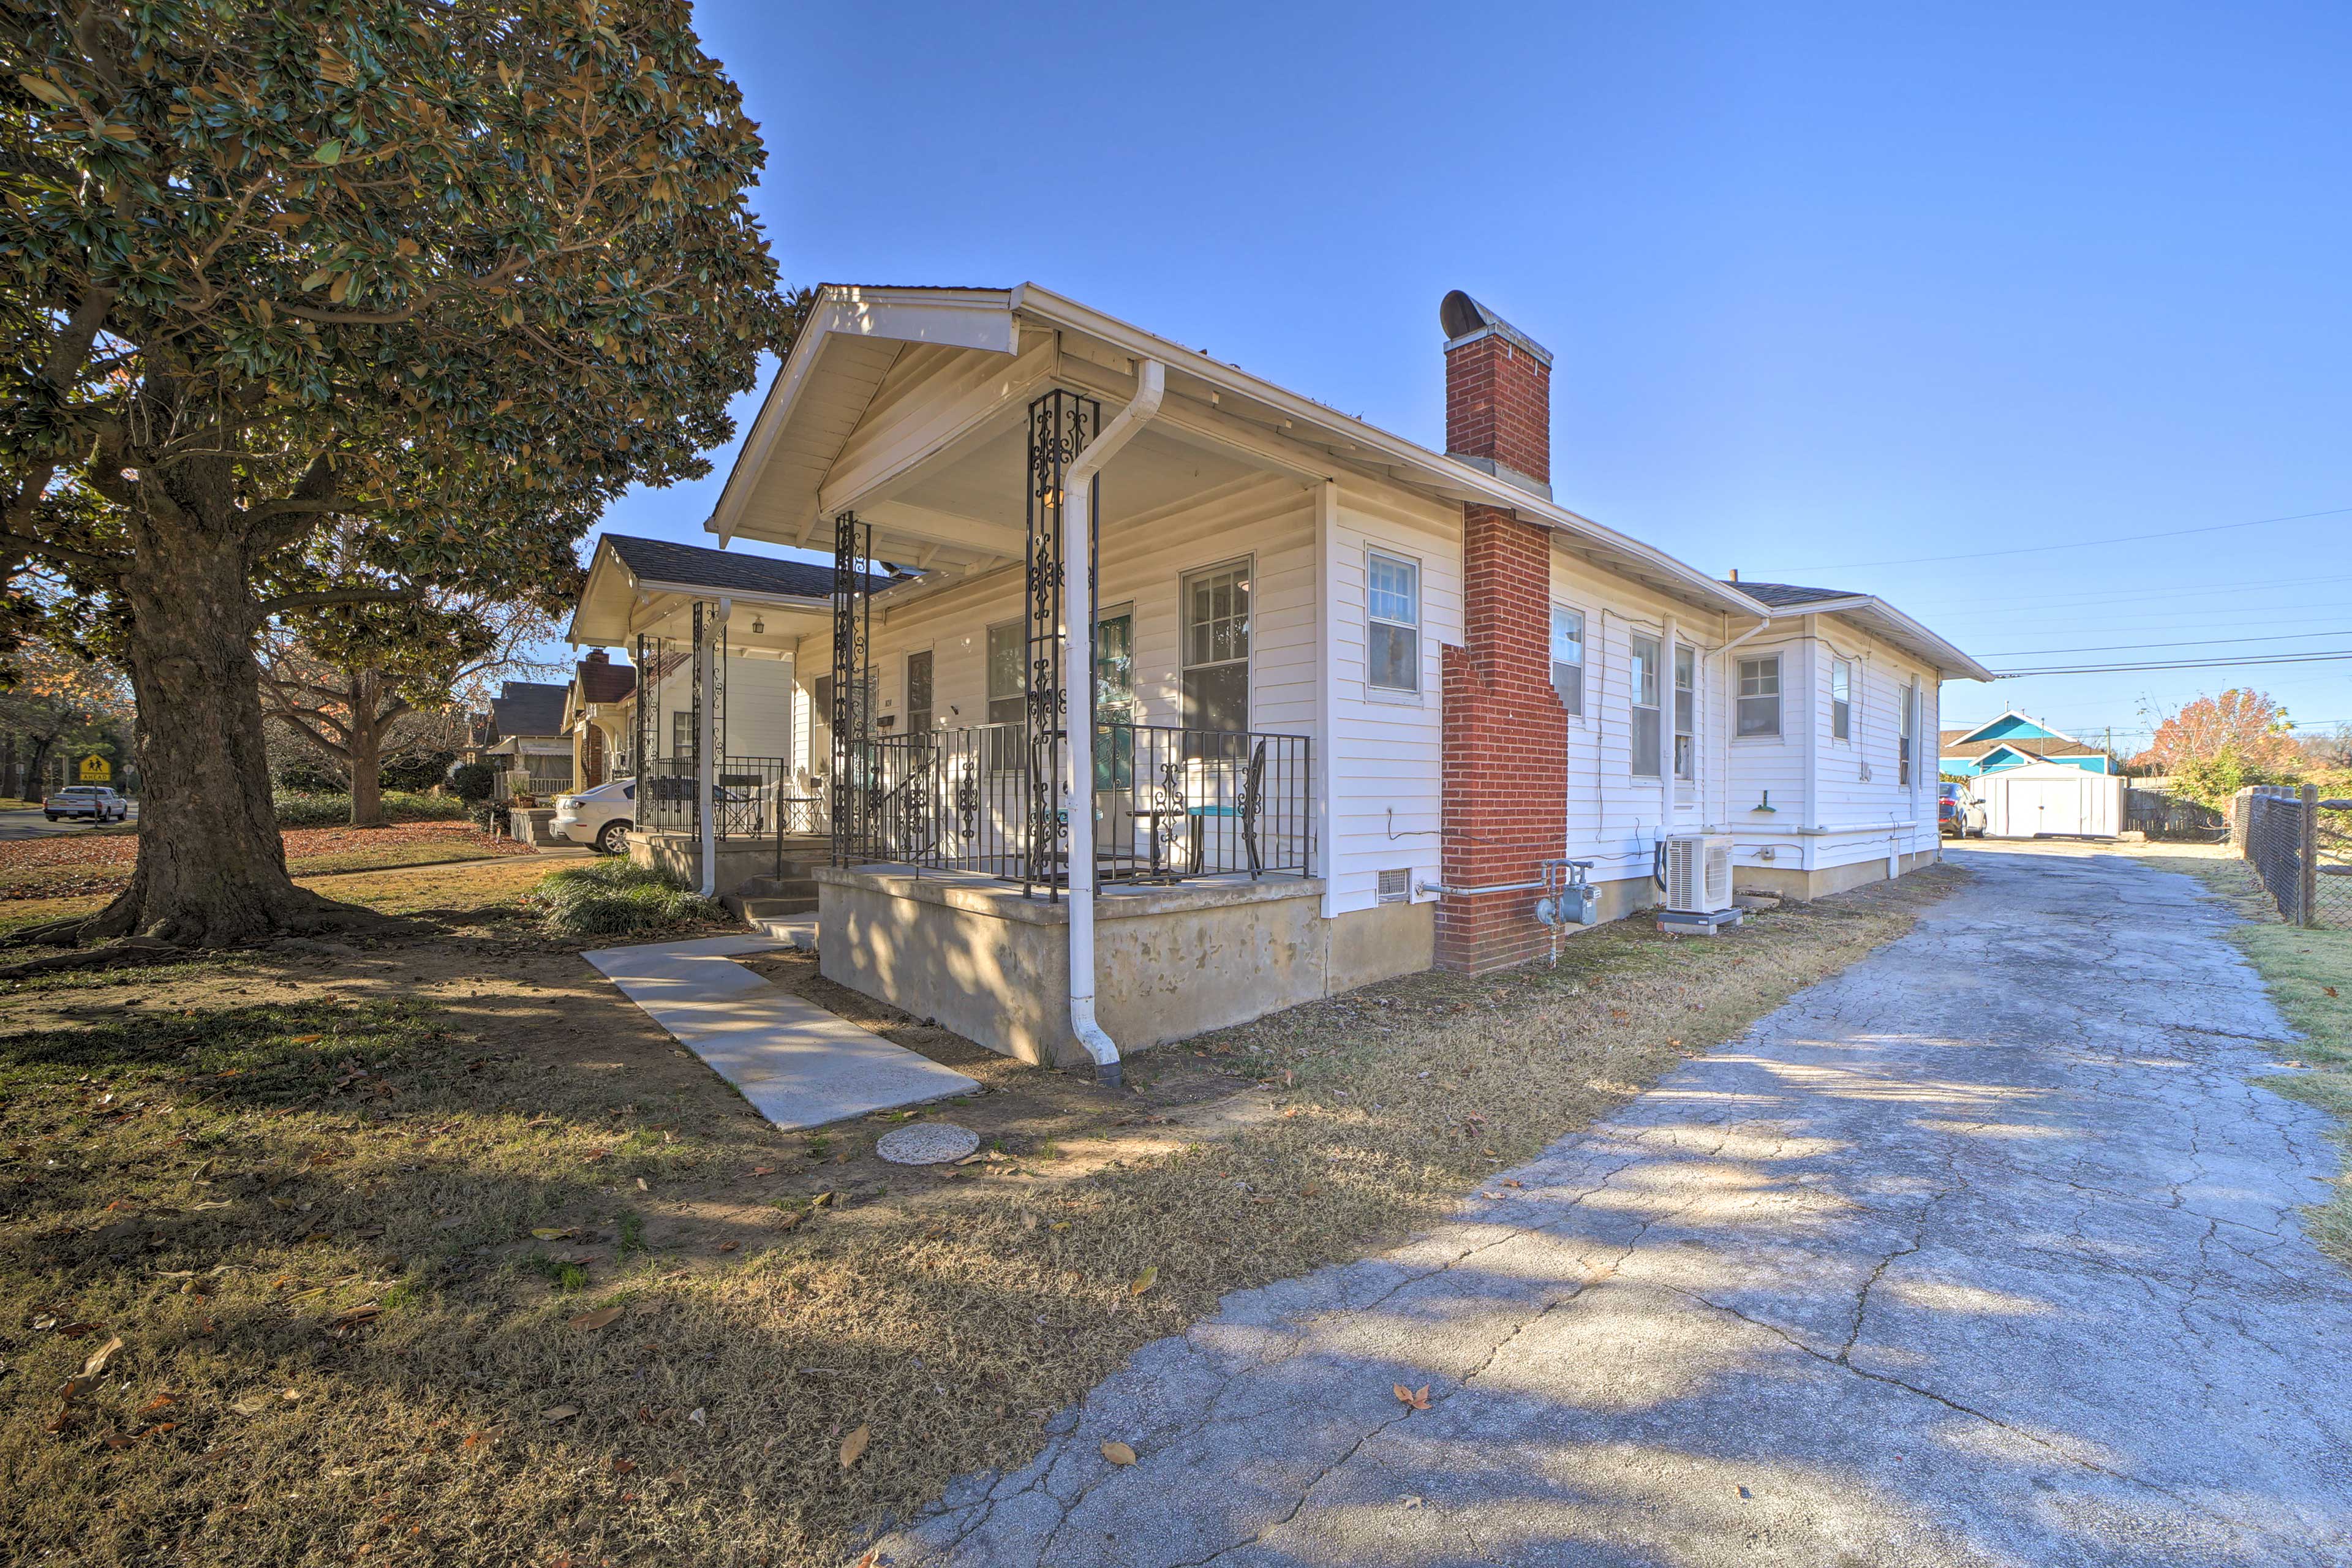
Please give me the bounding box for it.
[707,282,1772,622]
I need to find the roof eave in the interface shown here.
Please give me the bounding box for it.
[1787,595,1995,682]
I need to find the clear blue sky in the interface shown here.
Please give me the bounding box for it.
[584,0,2352,754]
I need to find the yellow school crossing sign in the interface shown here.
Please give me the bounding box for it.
[78,754,110,783]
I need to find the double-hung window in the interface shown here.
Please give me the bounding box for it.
[1182,560,1251,755]
[1737,655,1782,737]
[1629,633,1662,777]
[1365,550,1420,694]
[1673,645,1696,779]
[905,650,933,739]
[1831,658,1853,741]
[1899,680,1917,787]
[985,621,1025,769]
[671,707,696,759]
[1550,606,1585,715]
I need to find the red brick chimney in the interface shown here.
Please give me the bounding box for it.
[1436,292,1569,973]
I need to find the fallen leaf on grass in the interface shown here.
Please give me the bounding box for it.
[1392,1384,1431,1411]
[1299,1182,1322,1198]
[541,1404,578,1423]
[568,1306,622,1332]
[1127,1265,1158,1297]
[140,1393,179,1415]
[611,1457,636,1474]
[290,1034,324,1045]
[715,1241,739,1253]
[1501,1179,1525,1189]
[774,1211,805,1232]
[329,1303,380,1330]
[810,1191,837,1208]
[77,1335,126,1380]
[1100,1440,1137,1466]
[531,1227,573,1241]
[2327,986,2340,998]
[839,1423,870,1469]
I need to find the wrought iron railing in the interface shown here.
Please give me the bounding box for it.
[847,721,1311,889]
[637,755,826,839]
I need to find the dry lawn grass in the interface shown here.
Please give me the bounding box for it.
[2131,842,2352,1265]
[0,854,564,938]
[0,863,1961,1566]
[0,824,527,902]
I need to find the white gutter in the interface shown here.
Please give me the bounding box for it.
[696,597,729,898]
[1061,358,1166,1088]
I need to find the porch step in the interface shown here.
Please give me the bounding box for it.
[738,895,817,921]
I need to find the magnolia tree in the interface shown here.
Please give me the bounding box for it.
[2135,688,2303,807]
[1,2,782,948]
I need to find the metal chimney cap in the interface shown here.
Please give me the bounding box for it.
[1439,290,1554,366]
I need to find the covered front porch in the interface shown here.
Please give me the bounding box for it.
[683,300,1354,1069]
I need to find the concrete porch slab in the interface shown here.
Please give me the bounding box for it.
[583,933,978,1131]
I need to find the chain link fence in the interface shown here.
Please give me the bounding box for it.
[2234,785,2352,928]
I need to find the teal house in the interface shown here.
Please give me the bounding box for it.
[1940,712,2115,778]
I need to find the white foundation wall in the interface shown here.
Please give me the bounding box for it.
[1726,614,1941,884]
[1548,546,1738,896]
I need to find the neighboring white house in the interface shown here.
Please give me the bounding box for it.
[565,282,1990,1076]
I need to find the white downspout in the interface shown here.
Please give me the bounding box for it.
[696,597,730,898]
[1062,359,1165,1088]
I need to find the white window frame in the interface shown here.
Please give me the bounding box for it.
[1180,556,1253,747]
[1736,654,1782,738]
[1673,644,1697,780]
[1899,679,1917,788]
[1831,657,1853,743]
[1629,632,1662,778]
[984,620,1025,730]
[903,645,935,738]
[1550,605,1585,717]
[1364,547,1421,698]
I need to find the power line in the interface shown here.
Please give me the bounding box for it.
[1992,648,2352,678]
[1981,627,2352,657]
[1786,503,2352,572]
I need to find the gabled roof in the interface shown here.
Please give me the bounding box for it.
[486,680,568,741]
[1726,581,1860,609]
[567,532,899,647]
[1716,581,1995,683]
[715,283,1771,620]
[1943,710,2089,749]
[576,655,635,706]
[1942,735,2106,763]
[602,534,888,601]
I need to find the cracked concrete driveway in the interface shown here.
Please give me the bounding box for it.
[870,843,2352,1568]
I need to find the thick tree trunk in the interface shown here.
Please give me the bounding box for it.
[23,734,55,797]
[24,524,379,949]
[349,669,385,827]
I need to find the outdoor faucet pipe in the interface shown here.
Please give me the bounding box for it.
[1061,358,1166,1089]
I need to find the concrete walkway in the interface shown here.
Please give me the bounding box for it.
[874,844,2352,1567]
[584,933,976,1130]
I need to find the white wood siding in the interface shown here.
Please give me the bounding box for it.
[1548,549,1738,891]
[1324,481,1461,915]
[1726,616,1941,876]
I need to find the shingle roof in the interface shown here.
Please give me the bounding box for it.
[603,533,893,600]
[487,680,568,741]
[1722,581,1862,608]
[576,655,635,706]
[1941,736,2104,762]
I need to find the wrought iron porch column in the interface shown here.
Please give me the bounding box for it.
[830,512,872,867]
[1023,391,1099,896]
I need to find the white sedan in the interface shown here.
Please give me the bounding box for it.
[551,779,636,854]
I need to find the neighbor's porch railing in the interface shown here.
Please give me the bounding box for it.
[846,720,1311,889]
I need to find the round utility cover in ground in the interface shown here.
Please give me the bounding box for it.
[875,1122,980,1166]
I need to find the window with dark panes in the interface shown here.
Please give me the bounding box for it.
[905,650,933,739]
[1550,606,1584,715]
[1629,633,1662,777]
[1182,561,1250,754]
[1831,657,1853,742]
[1365,549,1419,693]
[1737,655,1781,737]
[1673,644,1696,779]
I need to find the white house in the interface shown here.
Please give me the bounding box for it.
[566,283,1990,1079]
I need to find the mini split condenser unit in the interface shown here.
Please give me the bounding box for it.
[1659,833,1738,930]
